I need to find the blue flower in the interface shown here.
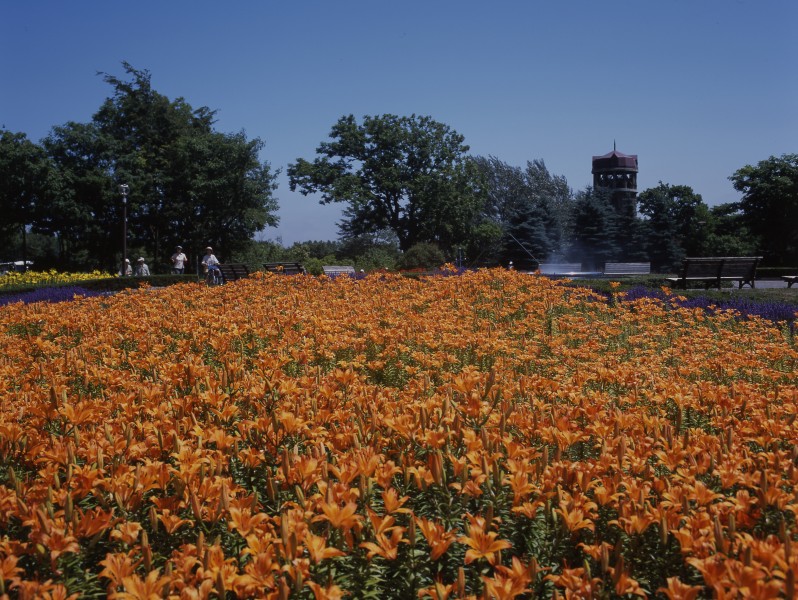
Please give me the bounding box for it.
[618,286,797,326]
[0,286,107,307]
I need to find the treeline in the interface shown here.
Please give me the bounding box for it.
[1,63,796,273]
[0,63,277,273]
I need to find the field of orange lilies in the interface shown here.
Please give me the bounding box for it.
[0,269,797,599]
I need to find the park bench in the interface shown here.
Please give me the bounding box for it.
[216,263,250,283]
[263,262,306,275]
[603,262,651,276]
[322,265,356,277]
[782,276,798,288]
[666,256,762,290]
[537,263,582,275]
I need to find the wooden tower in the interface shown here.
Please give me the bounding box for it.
[591,143,638,217]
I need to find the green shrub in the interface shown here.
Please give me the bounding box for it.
[397,242,446,271]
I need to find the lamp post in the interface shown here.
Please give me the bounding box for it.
[119,184,129,274]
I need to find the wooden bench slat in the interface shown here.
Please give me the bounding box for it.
[666,257,761,289]
[263,262,306,275]
[216,263,250,283]
[604,262,651,276]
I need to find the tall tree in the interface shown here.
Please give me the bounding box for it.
[524,159,573,258]
[504,196,555,267]
[0,130,56,264]
[702,203,758,257]
[523,159,573,251]
[730,154,798,265]
[41,122,117,268]
[569,187,619,270]
[44,63,279,270]
[472,155,528,225]
[287,114,486,253]
[472,156,572,267]
[637,182,708,271]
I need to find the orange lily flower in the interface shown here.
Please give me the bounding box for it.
[381,487,412,514]
[314,501,362,531]
[157,510,193,535]
[609,568,647,597]
[555,506,595,534]
[114,569,171,600]
[416,517,457,561]
[360,526,406,560]
[228,506,269,537]
[546,566,602,598]
[98,552,138,594]
[237,551,279,594]
[306,580,347,600]
[658,576,702,600]
[459,514,512,565]
[610,513,657,536]
[481,556,533,599]
[110,522,143,546]
[72,507,116,539]
[417,580,455,599]
[0,554,22,589]
[305,533,346,564]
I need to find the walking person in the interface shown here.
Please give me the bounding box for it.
[119,258,132,276]
[134,257,150,276]
[171,246,187,274]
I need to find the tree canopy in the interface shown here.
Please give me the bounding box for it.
[730,153,798,265]
[0,130,55,264]
[2,67,795,272]
[569,187,619,270]
[637,183,708,271]
[36,62,279,270]
[287,114,486,253]
[473,156,572,268]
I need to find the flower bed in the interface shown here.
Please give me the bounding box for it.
[0,270,114,292]
[0,269,796,598]
[621,285,798,325]
[0,285,109,308]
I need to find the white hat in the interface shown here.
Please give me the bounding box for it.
[137,257,145,262]
[124,258,130,263]
[205,246,213,251]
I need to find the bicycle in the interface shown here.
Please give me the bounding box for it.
[205,265,223,285]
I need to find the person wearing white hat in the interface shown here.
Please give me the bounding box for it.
[171,245,187,274]
[201,246,221,284]
[134,257,150,276]
[119,258,132,276]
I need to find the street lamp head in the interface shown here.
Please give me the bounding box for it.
[119,184,130,197]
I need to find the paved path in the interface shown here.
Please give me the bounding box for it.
[753,279,795,289]
[669,279,794,291]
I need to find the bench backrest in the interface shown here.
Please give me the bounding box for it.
[322,265,356,277]
[538,263,582,274]
[217,263,250,282]
[681,257,761,279]
[604,262,651,275]
[719,257,760,278]
[263,262,306,275]
[680,258,724,279]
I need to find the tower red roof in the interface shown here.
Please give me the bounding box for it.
[592,149,638,171]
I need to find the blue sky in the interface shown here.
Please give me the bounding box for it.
[2,1,796,246]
